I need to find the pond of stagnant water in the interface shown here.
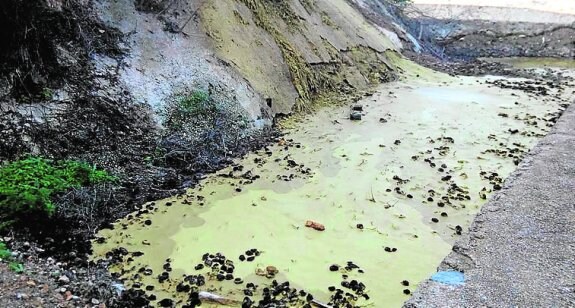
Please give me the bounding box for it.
[93,57,575,307]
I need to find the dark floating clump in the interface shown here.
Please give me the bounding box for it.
[455,225,463,235]
[384,246,398,252]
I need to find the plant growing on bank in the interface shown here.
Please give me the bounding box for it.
[0,241,23,273]
[0,242,10,259]
[158,88,251,168]
[0,157,116,227]
[166,89,216,128]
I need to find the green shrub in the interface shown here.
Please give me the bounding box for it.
[178,90,212,115]
[0,242,24,273]
[165,89,224,130]
[0,157,115,225]
[9,261,24,273]
[0,242,10,259]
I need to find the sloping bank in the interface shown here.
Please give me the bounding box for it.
[0,0,413,254]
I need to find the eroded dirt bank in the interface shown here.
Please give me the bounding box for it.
[403,2,575,59]
[93,56,575,307]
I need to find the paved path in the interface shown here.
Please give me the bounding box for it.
[404,102,575,308]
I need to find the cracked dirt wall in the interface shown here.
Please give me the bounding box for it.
[200,0,406,114]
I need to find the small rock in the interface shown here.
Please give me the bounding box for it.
[16,293,29,300]
[58,275,70,284]
[305,220,325,231]
[91,298,100,305]
[26,280,36,287]
[158,298,174,307]
[266,265,279,275]
[351,104,363,111]
[350,112,362,121]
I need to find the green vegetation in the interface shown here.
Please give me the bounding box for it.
[0,241,23,273]
[9,261,24,273]
[0,242,10,259]
[177,90,213,116]
[165,89,220,129]
[41,87,54,100]
[0,157,115,226]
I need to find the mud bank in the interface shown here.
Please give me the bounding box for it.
[93,56,574,307]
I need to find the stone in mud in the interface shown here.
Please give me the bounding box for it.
[158,298,174,307]
[305,220,325,231]
[266,265,279,276]
[350,112,362,121]
[352,104,363,111]
[242,297,253,307]
[58,275,70,284]
[455,225,463,235]
[176,282,191,292]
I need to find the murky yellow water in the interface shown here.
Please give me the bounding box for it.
[93,58,573,307]
[481,57,575,70]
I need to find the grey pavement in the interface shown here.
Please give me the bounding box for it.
[404,102,575,308]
